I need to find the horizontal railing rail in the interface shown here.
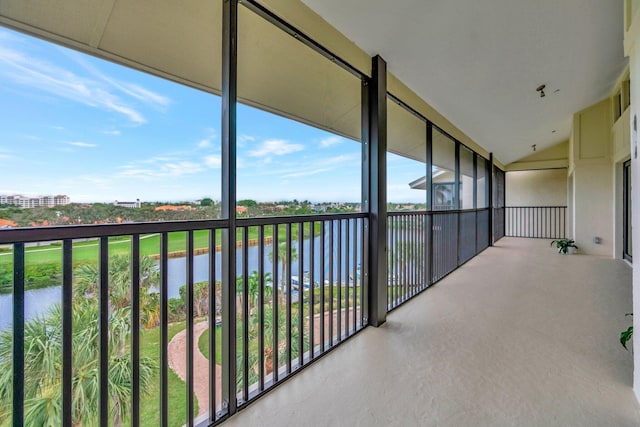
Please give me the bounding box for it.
[0,219,230,244]
[505,206,567,239]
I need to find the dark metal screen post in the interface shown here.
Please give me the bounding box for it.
[488,153,494,246]
[366,55,388,327]
[99,238,109,426]
[455,142,461,264]
[62,239,73,427]
[131,235,140,427]
[160,233,169,427]
[426,124,434,284]
[12,243,24,427]
[221,0,238,416]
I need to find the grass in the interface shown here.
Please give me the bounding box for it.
[139,321,199,427]
[0,222,322,266]
[198,325,222,365]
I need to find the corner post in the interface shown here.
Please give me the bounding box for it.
[489,152,494,246]
[367,55,388,327]
[221,0,238,416]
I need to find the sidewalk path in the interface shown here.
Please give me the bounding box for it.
[167,321,221,416]
[167,306,363,417]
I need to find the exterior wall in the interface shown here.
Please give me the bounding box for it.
[569,99,614,257]
[573,164,614,255]
[631,40,640,405]
[623,1,640,401]
[506,169,567,206]
[613,108,631,260]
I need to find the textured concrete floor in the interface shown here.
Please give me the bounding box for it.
[220,238,640,427]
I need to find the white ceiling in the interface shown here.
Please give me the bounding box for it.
[301,0,627,165]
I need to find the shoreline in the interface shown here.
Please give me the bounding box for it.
[151,236,275,260]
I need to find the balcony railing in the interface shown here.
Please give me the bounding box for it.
[1,206,503,425]
[505,206,567,239]
[387,208,491,311]
[0,212,367,427]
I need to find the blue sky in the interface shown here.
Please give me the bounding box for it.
[0,27,426,204]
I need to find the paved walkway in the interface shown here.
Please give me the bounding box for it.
[168,321,221,416]
[167,307,362,417]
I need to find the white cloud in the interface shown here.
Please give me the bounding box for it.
[320,136,343,148]
[19,135,42,141]
[0,154,13,160]
[66,51,171,110]
[103,130,121,136]
[249,139,304,157]
[198,139,211,148]
[139,156,175,164]
[238,134,255,147]
[67,141,97,147]
[0,43,149,124]
[204,155,221,168]
[117,160,204,180]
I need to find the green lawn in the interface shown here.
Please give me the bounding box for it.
[0,222,321,266]
[198,325,222,365]
[139,321,198,427]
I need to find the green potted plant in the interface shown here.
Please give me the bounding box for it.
[621,313,633,351]
[550,239,578,254]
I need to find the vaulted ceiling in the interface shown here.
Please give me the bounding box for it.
[301,0,627,164]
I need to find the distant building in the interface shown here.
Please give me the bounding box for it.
[114,199,141,208]
[0,194,70,208]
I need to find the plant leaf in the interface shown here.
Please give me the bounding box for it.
[621,326,633,350]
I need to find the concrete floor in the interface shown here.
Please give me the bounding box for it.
[220,238,640,427]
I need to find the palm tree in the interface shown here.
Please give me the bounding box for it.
[0,299,155,426]
[0,254,160,426]
[75,254,160,322]
[268,242,298,295]
[246,271,273,310]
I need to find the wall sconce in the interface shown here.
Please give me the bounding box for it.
[536,84,546,98]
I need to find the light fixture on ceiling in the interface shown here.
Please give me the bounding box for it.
[536,84,546,98]
[552,130,556,133]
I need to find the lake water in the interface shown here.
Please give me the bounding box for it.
[0,234,363,330]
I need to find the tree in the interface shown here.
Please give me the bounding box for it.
[179,281,210,318]
[237,199,257,207]
[236,271,273,314]
[200,198,214,207]
[0,300,155,426]
[74,255,159,312]
[268,242,298,295]
[0,254,161,425]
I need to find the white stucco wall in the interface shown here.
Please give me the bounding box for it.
[626,20,640,402]
[506,169,567,206]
